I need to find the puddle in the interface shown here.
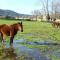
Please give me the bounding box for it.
[13,39,60,46]
[0,39,60,60]
[26,33,33,36]
[0,45,50,60]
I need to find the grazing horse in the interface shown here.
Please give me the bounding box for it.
[52,19,60,28]
[0,22,23,45]
[52,21,60,28]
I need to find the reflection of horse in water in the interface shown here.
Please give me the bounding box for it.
[52,19,60,28]
[0,22,23,45]
[1,46,17,60]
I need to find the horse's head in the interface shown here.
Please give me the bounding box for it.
[17,22,23,32]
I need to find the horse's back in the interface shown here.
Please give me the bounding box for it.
[52,19,60,27]
[0,24,10,36]
[54,19,60,23]
[0,24,6,28]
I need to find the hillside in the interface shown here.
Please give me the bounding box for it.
[0,9,30,17]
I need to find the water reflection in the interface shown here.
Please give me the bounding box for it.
[0,39,60,60]
[0,45,17,60]
[0,42,51,60]
[13,39,60,46]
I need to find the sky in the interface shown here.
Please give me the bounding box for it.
[0,0,52,14]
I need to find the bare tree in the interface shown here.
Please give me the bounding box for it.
[52,0,60,18]
[32,10,41,21]
[40,0,47,15]
[37,0,60,21]
[40,0,50,21]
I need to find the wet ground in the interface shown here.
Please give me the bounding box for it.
[0,39,60,60]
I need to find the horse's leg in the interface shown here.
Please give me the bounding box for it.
[0,32,5,43]
[59,24,60,28]
[10,36,14,45]
[0,32,2,42]
[52,23,55,28]
[10,30,14,45]
[55,23,57,28]
[57,24,59,28]
[58,24,60,28]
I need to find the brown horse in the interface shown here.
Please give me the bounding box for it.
[52,21,60,28]
[52,19,60,28]
[0,22,23,45]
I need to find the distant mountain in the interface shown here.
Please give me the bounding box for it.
[0,9,31,17]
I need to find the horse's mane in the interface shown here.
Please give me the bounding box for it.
[0,22,21,29]
[10,22,21,26]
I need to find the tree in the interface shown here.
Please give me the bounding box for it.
[52,0,60,19]
[37,0,60,20]
[32,10,42,21]
[40,0,50,21]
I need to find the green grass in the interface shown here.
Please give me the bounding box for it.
[0,19,60,43]
[0,19,60,60]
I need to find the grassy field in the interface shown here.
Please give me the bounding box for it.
[0,19,60,60]
[0,19,60,42]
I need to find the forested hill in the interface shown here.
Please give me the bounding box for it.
[0,9,30,17]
